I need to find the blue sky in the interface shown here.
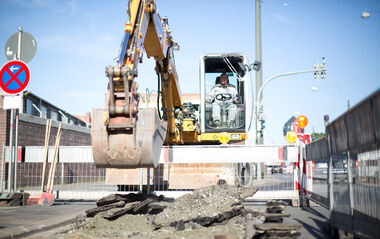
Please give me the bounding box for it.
[0,0,379,144]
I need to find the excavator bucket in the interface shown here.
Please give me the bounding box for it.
[91,108,167,168]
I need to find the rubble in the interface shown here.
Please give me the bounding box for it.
[0,192,30,206]
[263,212,290,223]
[265,200,287,213]
[252,200,302,238]
[85,201,126,217]
[264,200,289,223]
[153,185,257,228]
[58,185,262,239]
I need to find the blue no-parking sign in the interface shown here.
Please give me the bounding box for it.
[0,60,30,94]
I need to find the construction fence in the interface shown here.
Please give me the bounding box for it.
[305,89,380,238]
[1,144,301,201]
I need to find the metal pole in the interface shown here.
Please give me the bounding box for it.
[8,109,14,192]
[140,168,143,192]
[14,109,19,192]
[147,168,150,194]
[346,150,354,217]
[300,142,305,207]
[11,26,23,192]
[255,0,263,145]
[61,162,64,185]
[1,142,5,192]
[324,115,334,221]
[17,27,23,61]
[255,0,264,179]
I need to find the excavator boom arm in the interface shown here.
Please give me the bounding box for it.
[91,0,183,169]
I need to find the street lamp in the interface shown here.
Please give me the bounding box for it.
[255,59,327,144]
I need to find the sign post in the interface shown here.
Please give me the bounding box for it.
[2,27,36,192]
[1,60,30,189]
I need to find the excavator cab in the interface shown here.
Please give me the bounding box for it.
[200,54,250,140]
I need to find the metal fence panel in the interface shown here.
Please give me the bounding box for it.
[158,145,298,164]
[59,146,93,163]
[346,100,375,154]
[307,89,380,238]
[306,137,328,162]
[2,145,300,201]
[305,138,329,207]
[353,149,380,220]
[372,92,380,144]
[331,154,350,215]
[328,118,348,155]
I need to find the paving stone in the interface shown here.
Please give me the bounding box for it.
[264,213,290,223]
[266,205,286,213]
[255,223,302,231]
[86,201,126,217]
[101,201,138,220]
[266,200,287,207]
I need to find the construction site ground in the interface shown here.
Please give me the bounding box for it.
[0,197,331,239]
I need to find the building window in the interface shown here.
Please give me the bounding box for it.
[41,105,47,119]
[24,98,38,116]
[51,110,58,121]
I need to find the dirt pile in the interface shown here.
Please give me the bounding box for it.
[59,185,263,239]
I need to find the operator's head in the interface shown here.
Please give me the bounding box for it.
[220,73,228,86]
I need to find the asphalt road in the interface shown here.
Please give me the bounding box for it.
[244,201,332,239]
[0,200,95,239]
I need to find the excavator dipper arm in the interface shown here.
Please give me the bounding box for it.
[91,0,183,169]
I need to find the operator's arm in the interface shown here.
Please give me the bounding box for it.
[229,85,240,104]
[207,86,217,103]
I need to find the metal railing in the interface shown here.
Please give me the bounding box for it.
[305,88,380,238]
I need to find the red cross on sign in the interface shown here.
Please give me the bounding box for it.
[0,60,30,94]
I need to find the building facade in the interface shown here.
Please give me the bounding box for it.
[0,91,91,177]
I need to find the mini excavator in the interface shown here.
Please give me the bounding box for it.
[91,0,252,169]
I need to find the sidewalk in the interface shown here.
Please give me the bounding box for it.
[0,200,94,239]
[244,201,332,239]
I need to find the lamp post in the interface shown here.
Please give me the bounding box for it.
[255,60,326,144]
[255,0,263,144]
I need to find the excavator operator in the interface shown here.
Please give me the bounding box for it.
[207,73,241,127]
